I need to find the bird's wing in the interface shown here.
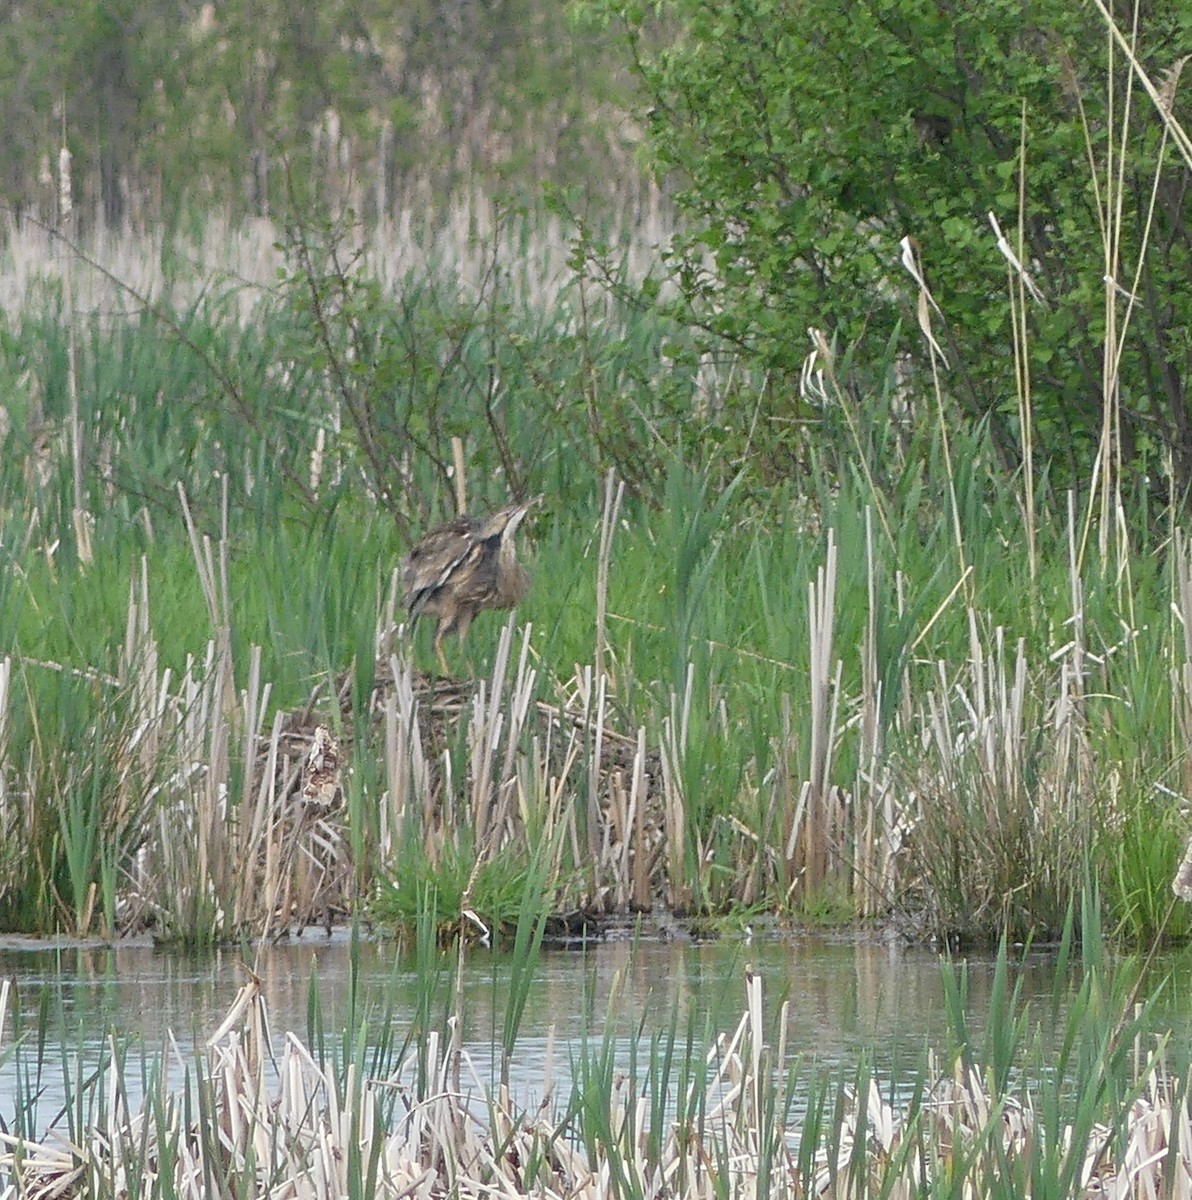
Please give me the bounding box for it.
[403,516,481,616]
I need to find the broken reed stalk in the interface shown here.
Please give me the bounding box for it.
[489,623,536,848]
[231,644,272,928]
[631,728,650,910]
[603,728,638,910]
[91,560,165,936]
[587,467,627,894]
[775,693,796,902]
[855,507,888,916]
[586,668,607,876]
[1064,490,1088,718]
[454,618,544,938]
[583,472,624,897]
[659,664,694,912]
[120,558,166,784]
[602,725,651,911]
[451,435,467,514]
[595,468,625,688]
[799,530,840,895]
[468,616,515,856]
[249,710,285,932]
[382,654,431,860]
[178,480,236,719]
[1051,499,1094,844]
[518,724,581,895]
[175,481,245,937]
[145,636,292,941]
[377,566,403,661]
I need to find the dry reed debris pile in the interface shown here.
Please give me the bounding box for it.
[1,972,1190,1199]
[203,633,673,939]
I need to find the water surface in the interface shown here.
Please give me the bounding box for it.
[0,928,1184,1127]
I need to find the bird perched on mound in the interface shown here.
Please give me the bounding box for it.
[403,498,540,674]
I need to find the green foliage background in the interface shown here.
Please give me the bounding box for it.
[590,0,1192,495]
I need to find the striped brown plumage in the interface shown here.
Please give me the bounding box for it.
[403,499,538,673]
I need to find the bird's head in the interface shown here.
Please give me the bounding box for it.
[484,494,543,541]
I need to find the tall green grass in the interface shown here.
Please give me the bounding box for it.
[1,207,1191,945]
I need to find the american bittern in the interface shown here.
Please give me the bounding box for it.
[403,498,540,673]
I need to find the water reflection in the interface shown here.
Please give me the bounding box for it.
[0,929,1160,1125]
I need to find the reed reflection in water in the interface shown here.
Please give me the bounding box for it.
[0,929,1102,1122]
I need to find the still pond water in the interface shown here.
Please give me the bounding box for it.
[3,927,1191,1126]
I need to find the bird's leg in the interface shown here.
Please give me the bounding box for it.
[433,628,451,677]
[456,615,477,677]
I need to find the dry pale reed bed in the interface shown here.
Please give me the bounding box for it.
[1,968,1190,1200]
[0,193,671,321]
